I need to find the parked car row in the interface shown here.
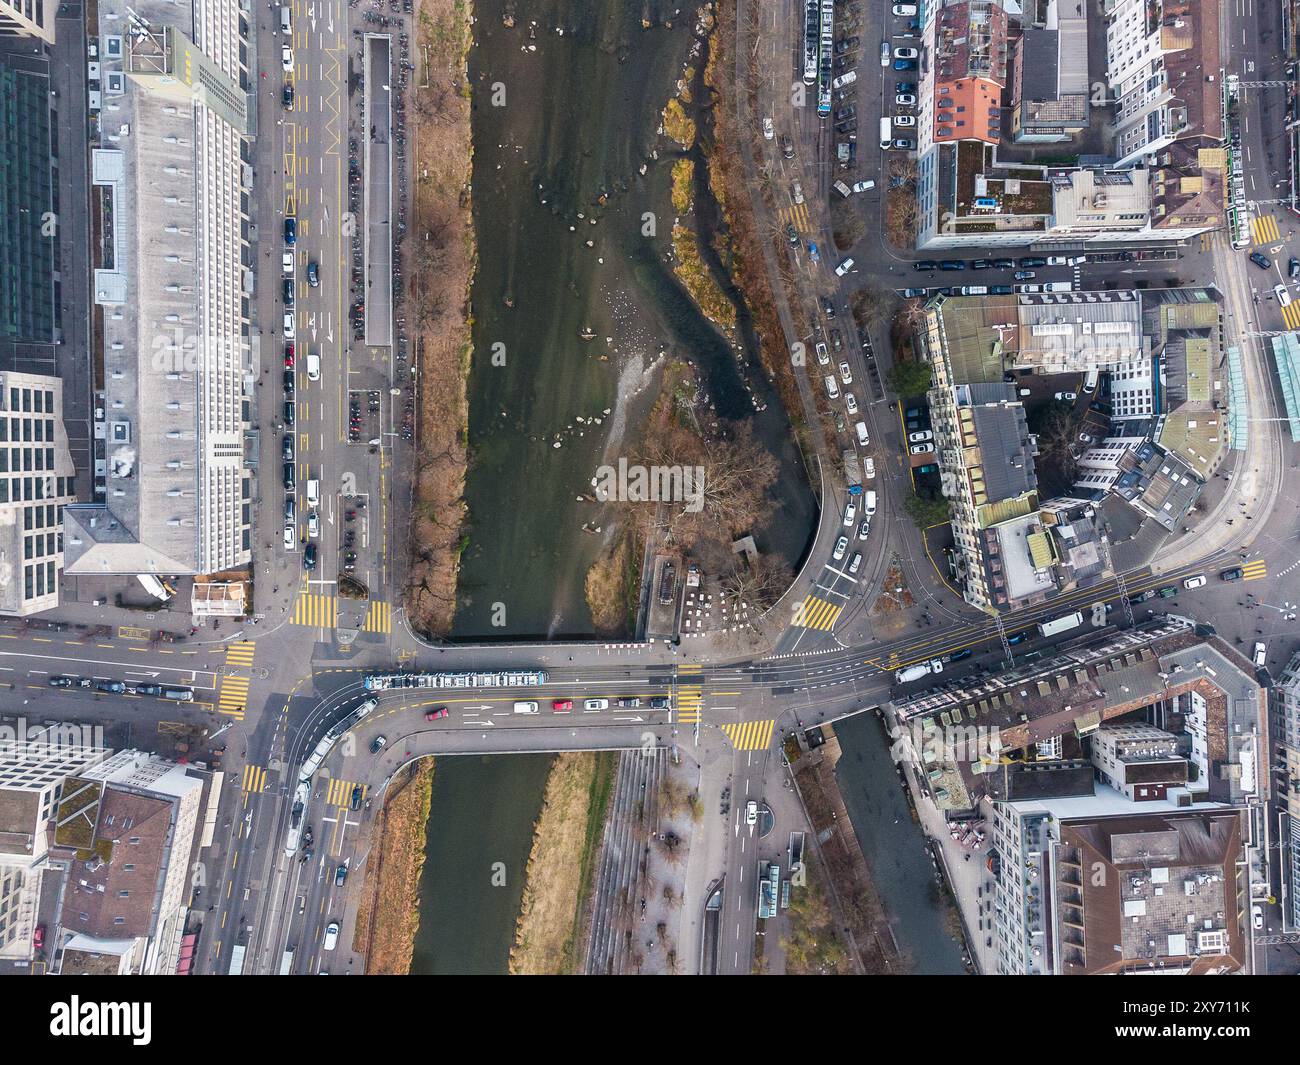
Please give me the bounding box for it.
[48,676,194,700]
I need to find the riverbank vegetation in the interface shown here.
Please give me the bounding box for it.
[404,0,474,635]
[671,224,737,333]
[583,531,640,635]
[354,760,435,974]
[509,752,617,974]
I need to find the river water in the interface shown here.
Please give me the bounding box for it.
[833,712,968,974]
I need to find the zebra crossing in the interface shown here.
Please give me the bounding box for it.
[324,777,364,808]
[1280,301,1300,330]
[1252,214,1281,246]
[362,600,392,634]
[292,590,337,628]
[225,640,256,668]
[721,719,776,752]
[217,676,249,719]
[790,595,842,631]
[242,764,268,794]
[676,664,703,724]
[1242,558,1268,581]
[780,201,811,233]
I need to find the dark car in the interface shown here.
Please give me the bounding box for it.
[896,81,916,93]
[307,261,319,287]
[350,785,363,810]
[283,462,295,490]
[915,260,940,271]
[137,683,163,697]
[971,259,992,270]
[1129,590,1155,604]
[369,735,386,754]
[282,434,294,461]
[1249,251,1271,269]
[1013,270,1036,281]
[303,542,316,570]
[990,285,1014,294]
[785,222,798,245]
[822,297,836,319]
[947,649,973,662]
[1157,585,1178,598]
[283,400,295,427]
[48,676,74,688]
[1018,256,1046,268]
[96,680,126,694]
[1219,567,1244,582]
[649,696,671,710]
[893,58,917,70]
[780,134,795,160]
[1289,258,1299,280]
[902,287,927,298]
[992,258,1015,269]
[282,278,294,307]
[1006,632,1027,645]
[335,863,349,886]
[283,369,295,396]
[282,82,294,108]
[938,260,967,271]
[834,35,860,56]
[284,216,297,245]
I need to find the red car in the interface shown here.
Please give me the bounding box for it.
[551,699,573,712]
[284,342,295,368]
[33,925,44,950]
[424,707,448,721]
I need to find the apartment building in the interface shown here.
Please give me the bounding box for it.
[1091,723,1189,800]
[1009,25,1089,143]
[62,0,254,579]
[0,371,78,616]
[0,0,52,41]
[0,724,108,960]
[1272,655,1300,930]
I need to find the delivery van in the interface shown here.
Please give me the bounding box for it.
[305,351,320,381]
[513,701,540,714]
[879,116,892,149]
[306,478,320,507]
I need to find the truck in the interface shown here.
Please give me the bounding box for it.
[895,659,942,684]
[842,449,863,496]
[1036,611,1083,638]
[137,574,174,601]
[832,179,853,198]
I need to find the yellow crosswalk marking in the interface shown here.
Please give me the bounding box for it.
[362,601,392,634]
[780,202,812,233]
[722,719,776,751]
[242,764,267,794]
[326,778,364,808]
[1252,214,1280,245]
[791,595,842,630]
[224,640,256,667]
[676,685,703,724]
[1242,560,1268,581]
[1282,302,1300,331]
[292,591,337,628]
[217,675,249,719]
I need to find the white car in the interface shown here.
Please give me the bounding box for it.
[1276,283,1292,308]
[307,510,319,538]
[583,698,609,711]
[745,800,758,826]
[1183,574,1206,589]
[909,442,935,455]
[848,552,863,576]
[283,311,295,339]
[896,93,917,107]
[762,117,774,140]
[845,392,858,415]
[854,420,869,447]
[835,256,855,277]
[839,361,853,385]
[852,180,875,193]
[894,46,918,60]
[281,45,294,72]
[864,456,876,479]
[1046,255,1068,266]
[815,341,830,366]
[791,179,804,205]
[880,41,891,67]
[908,430,933,443]
[322,921,339,951]
[843,499,857,527]
[857,518,871,541]
[1253,641,1267,668]
[282,250,294,274]
[892,3,918,13]
[833,535,849,561]
[283,525,295,550]
[1252,905,1264,930]
[1054,391,1077,401]
[893,114,916,127]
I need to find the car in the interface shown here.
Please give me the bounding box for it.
[350,785,363,811]
[851,180,875,195]
[895,93,917,107]
[283,311,295,339]
[335,863,349,887]
[283,370,295,396]
[551,699,573,712]
[48,675,74,688]
[283,400,295,426]
[791,179,804,205]
[1219,567,1244,581]
[815,341,830,365]
[880,41,891,66]
[33,925,44,951]
[938,260,966,271]
[947,649,972,662]
[283,434,295,461]
[282,82,294,108]
[893,114,916,127]
[893,59,917,71]
[1252,905,1264,930]
[835,257,854,277]
[807,241,820,264]
[894,46,918,59]
[282,280,295,309]
[1018,256,1046,268]
[1078,432,1094,444]
[303,542,317,570]
[649,696,670,710]
[902,287,927,298]
[281,44,294,72]
[992,258,1015,269]
[307,510,319,538]
[1013,270,1036,281]
[910,442,935,455]
[762,116,774,140]
[895,81,916,93]
[1182,574,1207,589]
[857,518,871,540]
[908,430,933,443]
[780,133,795,159]
[971,259,992,270]
[834,36,860,56]
[745,800,758,826]
[1249,251,1271,269]
[616,697,640,708]
[845,392,858,415]
[284,216,297,245]
[96,680,126,694]
[838,361,853,385]
[370,735,387,754]
[1129,590,1155,604]
[833,535,849,561]
[848,551,863,576]
[1046,256,1068,266]
[864,456,876,479]
[283,524,296,550]
[830,328,844,352]
[283,342,295,368]
[1017,283,1041,293]
[989,285,1013,295]
[822,297,837,319]
[1007,632,1027,645]
[307,261,319,287]
[584,698,609,711]
[891,134,916,149]
[1156,585,1178,598]
[1276,284,1292,308]
[425,707,449,721]
[843,499,857,526]
[785,222,798,245]
[1290,258,1299,280]
[1253,642,1267,668]
[322,922,340,951]
[915,260,940,272]
[1054,391,1076,401]
[854,420,869,447]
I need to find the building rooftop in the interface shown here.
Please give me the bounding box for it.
[1051,169,1152,232]
[969,404,1037,502]
[1014,292,1144,371]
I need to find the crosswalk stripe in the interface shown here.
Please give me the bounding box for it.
[224,640,256,667]
[722,719,776,751]
[792,596,842,630]
[362,601,391,634]
[1242,560,1268,580]
[1282,303,1300,330]
[292,591,337,628]
[327,778,365,807]
[1252,214,1280,245]
[242,764,266,793]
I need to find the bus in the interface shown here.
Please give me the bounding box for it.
[279,948,295,975]
[1037,611,1084,638]
[228,942,246,975]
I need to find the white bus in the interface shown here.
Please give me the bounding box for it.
[1037,611,1084,638]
